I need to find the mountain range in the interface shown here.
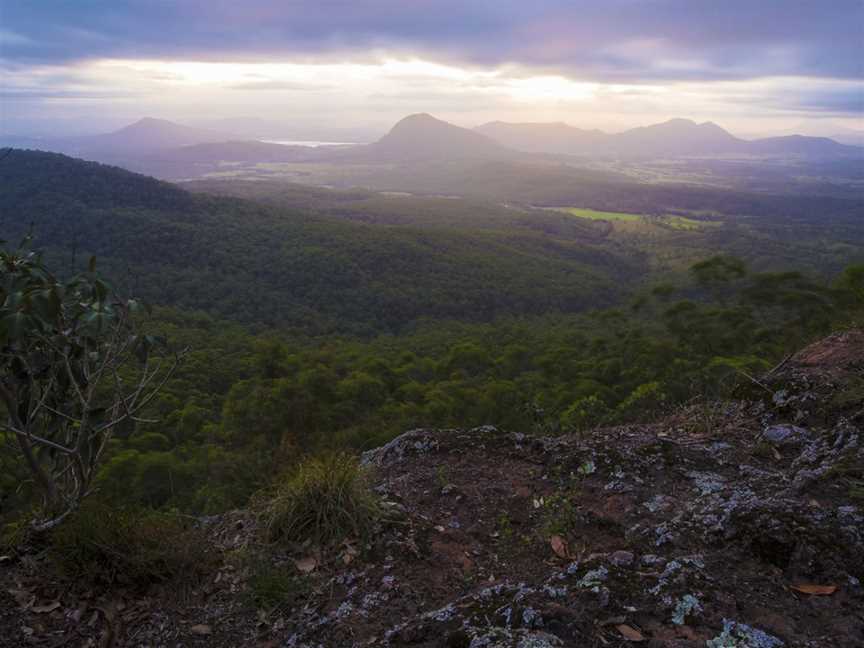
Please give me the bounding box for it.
[475,117,861,159]
[3,114,860,167]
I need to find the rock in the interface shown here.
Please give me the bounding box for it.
[763,424,809,446]
[609,550,635,568]
[706,619,784,648]
[361,428,442,466]
[641,554,666,568]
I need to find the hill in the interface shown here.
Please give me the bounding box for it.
[70,117,233,152]
[354,113,513,162]
[8,118,238,158]
[612,118,742,157]
[474,121,608,155]
[0,149,630,334]
[476,117,863,159]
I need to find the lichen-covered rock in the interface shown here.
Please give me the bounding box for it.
[361,427,443,467]
[763,424,809,446]
[706,619,785,648]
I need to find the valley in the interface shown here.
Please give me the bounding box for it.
[2,98,863,648]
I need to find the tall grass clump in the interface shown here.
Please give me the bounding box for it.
[261,452,381,546]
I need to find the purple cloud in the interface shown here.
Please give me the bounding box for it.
[1,0,861,84]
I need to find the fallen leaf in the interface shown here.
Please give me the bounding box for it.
[294,556,318,574]
[190,624,212,635]
[616,624,646,642]
[791,584,837,595]
[549,534,569,559]
[32,601,61,614]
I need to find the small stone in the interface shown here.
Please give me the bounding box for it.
[763,424,809,446]
[609,550,635,567]
[641,554,666,568]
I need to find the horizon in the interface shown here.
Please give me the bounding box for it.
[7,112,862,147]
[2,2,862,139]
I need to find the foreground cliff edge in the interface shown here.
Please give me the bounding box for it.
[3,331,863,647]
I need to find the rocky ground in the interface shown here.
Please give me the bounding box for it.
[2,330,863,647]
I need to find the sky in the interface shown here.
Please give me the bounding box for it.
[1,0,862,139]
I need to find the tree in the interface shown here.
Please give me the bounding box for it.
[837,264,864,306]
[690,255,747,305]
[0,238,182,530]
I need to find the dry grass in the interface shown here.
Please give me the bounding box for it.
[261,452,381,546]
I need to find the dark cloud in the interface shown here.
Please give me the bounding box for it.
[1,1,861,84]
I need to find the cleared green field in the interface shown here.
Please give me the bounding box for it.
[547,207,721,230]
[549,207,643,222]
[663,215,720,230]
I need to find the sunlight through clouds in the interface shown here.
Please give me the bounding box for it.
[4,54,862,137]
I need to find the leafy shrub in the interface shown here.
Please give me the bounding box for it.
[261,452,381,546]
[560,395,610,431]
[0,516,32,558]
[49,501,216,586]
[616,381,667,419]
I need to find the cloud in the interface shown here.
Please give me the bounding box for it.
[227,80,331,91]
[1,88,140,101]
[1,1,861,84]
[740,83,864,115]
[0,28,34,46]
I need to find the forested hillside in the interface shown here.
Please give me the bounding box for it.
[1,148,862,518]
[1,150,630,334]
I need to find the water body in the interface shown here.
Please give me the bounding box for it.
[262,139,359,147]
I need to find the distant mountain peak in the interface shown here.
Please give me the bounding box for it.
[396,112,438,123]
[119,117,180,130]
[388,113,461,133]
[58,117,236,153]
[662,117,698,126]
[367,113,508,161]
